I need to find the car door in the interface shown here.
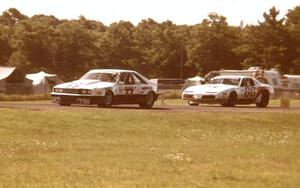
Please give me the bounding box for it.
[131,72,152,96]
[239,78,257,100]
[116,72,139,102]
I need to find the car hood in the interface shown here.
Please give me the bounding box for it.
[54,79,116,89]
[184,84,237,94]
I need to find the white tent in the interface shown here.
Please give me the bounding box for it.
[187,76,205,82]
[0,66,16,81]
[0,66,16,92]
[26,71,61,94]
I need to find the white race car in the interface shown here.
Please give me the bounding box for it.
[51,69,158,108]
[182,75,274,107]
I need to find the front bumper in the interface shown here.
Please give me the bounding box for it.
[182,94,227,103]
[51,94,105,105]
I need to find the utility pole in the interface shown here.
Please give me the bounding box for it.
[180,44,184,79]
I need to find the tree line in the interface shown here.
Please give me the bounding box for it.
[0,6,300,81]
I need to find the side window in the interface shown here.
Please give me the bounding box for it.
[241,78,255,87]
[132,73,147,84]
[119,73,135,85]
[249,78,255,86]
[241,79,246,87]
[131,73,143,85]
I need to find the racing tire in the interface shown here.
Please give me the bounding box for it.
[188,101,199,106]
[102,91,114,107]
[256,91,269,108]
[139,92,155,109]
[222,92,237,107]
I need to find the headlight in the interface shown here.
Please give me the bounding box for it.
[80,89,92,95]
[193,94,202,99]
[54,88,63,93]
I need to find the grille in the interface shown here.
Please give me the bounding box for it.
[201,95,215,100]
[183,94,194,99]
[62,89,80,94]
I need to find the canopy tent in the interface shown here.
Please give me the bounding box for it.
[26,71,61,94]
[0,66,16,92]
[181,76,205,90]
[0,66,16,81]
[187,76,205,82]
[0,66,33,94]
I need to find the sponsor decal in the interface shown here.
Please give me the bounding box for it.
[142,86,150,90]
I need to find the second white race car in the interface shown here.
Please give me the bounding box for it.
[182,75,274,107]
[51,69,158,108]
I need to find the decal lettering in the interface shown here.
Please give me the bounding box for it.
[123,86,134,95]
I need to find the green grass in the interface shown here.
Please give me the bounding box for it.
[0,108,299,187]
[0,94,50,101]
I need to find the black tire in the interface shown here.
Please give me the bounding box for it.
[188,101,199,106]
[222,92,237,107]
[102,91,114,107]
[139,92,155,109]
[256,91,269,108]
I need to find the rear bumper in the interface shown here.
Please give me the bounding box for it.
[51,94,104,105]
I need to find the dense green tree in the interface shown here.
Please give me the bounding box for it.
[0,8,27,26]
[286,5,300,74]
[237,7,292,73]
[0,24,12,65]
[187,13,242,75]
[1,7,300,82]
[8,15,60,73]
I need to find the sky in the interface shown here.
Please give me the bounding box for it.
[0,0,299,26]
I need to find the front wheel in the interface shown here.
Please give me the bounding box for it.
[256,91,269,108]
[102,91,114,107]
[222,92,237,107]
[139,92,155,109]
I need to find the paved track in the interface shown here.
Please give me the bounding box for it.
[0,101,299,113]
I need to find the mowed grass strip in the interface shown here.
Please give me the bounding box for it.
[0,109,299,188]
[163,98,300,107]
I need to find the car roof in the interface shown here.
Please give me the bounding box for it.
[87,69,137,73]
[212,75,252,79]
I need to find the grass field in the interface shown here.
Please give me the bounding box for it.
[0,107,299,187]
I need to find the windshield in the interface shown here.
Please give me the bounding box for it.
[207,78,240,86]
[80,72,118,83]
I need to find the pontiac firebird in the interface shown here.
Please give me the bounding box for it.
[182,75,274,107]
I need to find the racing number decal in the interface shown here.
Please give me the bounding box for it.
[244,87,256,97]
[123,86,134,95]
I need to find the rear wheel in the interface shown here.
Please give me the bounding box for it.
[222,92,237,107]
[256,91,269,108]
[139,92,155,109]
[102,91,114,107]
